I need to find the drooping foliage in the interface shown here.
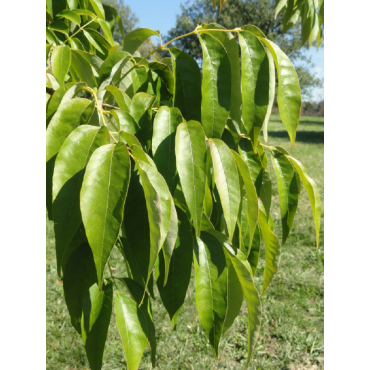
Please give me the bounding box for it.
[46,1,321,368]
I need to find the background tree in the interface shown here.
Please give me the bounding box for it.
[166,0,322,98]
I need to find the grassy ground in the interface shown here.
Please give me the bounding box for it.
[46,114,324,370]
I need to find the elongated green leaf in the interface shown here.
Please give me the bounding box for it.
[130,93,155,149]
[130,145,156,167]
[210,139,241,242]
[83,29,110,53]
[199,24,244,135]
[275,0,288,18]
[258,38,301,148]
[104,4,125,41]
[63,243,97,333]
[74,9,96,17]
[118,131,142,148]
[152,106,183,194]
[98,19,114,46]
[123,28,160,54]
[89,0,105,19]
[51,45,71,85]
[308,11,320,48]
[238,138,272,219]
[53,126,109,276]
[204,185,213,218]
[110,109,139,134]
[262,45,275,142]
[271,149,300,244]
[258,204,281,295]
[81,143,131,288]
[155,206,193,328]
[71,49,95,88]
[105,85,131,111]
[46,98,92,219]
[239,31,270,151]
[170,47,202,122]
[199,32,231,139]
[132,158,172,292]
[194,232,228,358]
[57,9,81,25]
[231,151,259,248]
[222,244,262,367]
[82,282,113,370]
[115,291,148,370]
[175,121,207,236]
[121,278,156,366]
[287,155,321,247]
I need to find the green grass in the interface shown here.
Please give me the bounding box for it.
[46,114,324,370]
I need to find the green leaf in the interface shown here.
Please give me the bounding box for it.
[238,31,270,151]
[105,85,131,111]
[199,24,244,135]
[271,149,300,244]
[47,0,67,19]
[169,47,202,122]
[51,45,71,86]
[246,225,261,276]
[210,139,241,243]
[275,0,288,18]
[155,206,193,328]
[203,185,213,218]
[149,61,174,94]
[89,0,105,19]
[53,125,109,276]
[110,110,140,136]
[239,138,272,219]
[161,198,178,285]
[120,278,156,366]
[104,5,125,41]
[71,49,95,88]
[46,82,76,123]
[83,29,111,53]
[133,158,172,292]
[258,204,281,295]
[287,155,321,247]
[74,9,96,18]
[81,282,113,370]
[80,143,131,288]
[99,51,130,84]
[63,243,97,333]
[175,121,207,236]
[231,151,259,249]
[46,98,92,219]
[152,106,183,194]
[308,11,320,48]
[199,32,231,139]
[98,19,114,46]
[262,45,275,142]
[74,50,103,72]
[123,28,160,54]
[130,93,155,149]
[222,244,262,367]
[258,38,301,148]
[46,28,61,45]
[57,9,81,25]
[221,251,244,335]
[114,291,148,370]
[49,20,70,36]
[194,232,228,358]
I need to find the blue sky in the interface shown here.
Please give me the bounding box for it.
[125,0,324,102]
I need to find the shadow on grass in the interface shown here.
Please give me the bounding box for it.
[268,131,324,144]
